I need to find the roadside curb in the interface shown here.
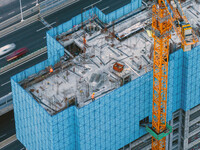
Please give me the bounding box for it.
[0,134,17,149]
[0,47,47,75]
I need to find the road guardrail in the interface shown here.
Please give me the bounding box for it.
[40,0,79,17]
[0,135,17,149]
[0,0,79,39]
[0,14,39,38]
[0,47,47,74]
[0,93,13,116]
[0,5,39,31]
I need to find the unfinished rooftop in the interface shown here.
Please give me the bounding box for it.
[19,0,200,115]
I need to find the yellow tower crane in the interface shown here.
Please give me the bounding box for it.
[146,0,198,149]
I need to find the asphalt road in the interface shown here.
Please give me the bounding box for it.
[0,110,15,142]
[1,140,25,150]
[0,53,47,98]
[0,21,48,67]
[0,0,45,22]
[0,0,131,98]
[0,110,25,150]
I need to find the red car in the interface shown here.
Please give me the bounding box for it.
[6,47,28,61]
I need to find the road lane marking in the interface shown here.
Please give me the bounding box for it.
[20,148,25,150]
[0,17,2,19]
[22,5,27,9]
[31,1,36,4]
[36,22,56,32]
[0,54,9,60]
[8,11,15,15]
[101,6,109,11]
[1,81,11,87]
[0,50,47,75]
[0,134,7,139]
[43,36,46,39]
[50,21,57,27]
[84,0,102,10]
[36,26,46,32]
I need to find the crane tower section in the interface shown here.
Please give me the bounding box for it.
[146,0,198,150]
[151,2,171,149]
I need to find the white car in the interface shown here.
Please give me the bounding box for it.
[0,43,16,56]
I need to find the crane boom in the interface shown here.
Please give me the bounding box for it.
[146,0,198,150]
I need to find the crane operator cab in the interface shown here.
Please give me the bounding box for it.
[179,21,193,51]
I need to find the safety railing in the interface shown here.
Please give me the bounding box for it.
[0,93,12,111]
[0,47,47,74]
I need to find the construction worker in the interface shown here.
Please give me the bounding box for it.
[91,93,95,101]
[49,67,53,73]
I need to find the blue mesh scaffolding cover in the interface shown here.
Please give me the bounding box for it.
[51,107,77,150]
[11,79,54,150]
[45,0,143,63]
[168,50,183,115]
[46,32,64,63]
[12,47,200,150]
[95,7,106,23]
[47,0,142,37]
[181,46,200,111]
[76,71,153,149]
[11,0,200,149]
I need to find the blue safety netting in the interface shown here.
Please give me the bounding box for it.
[11,79,54,150]
[11,45,200,150]
[47,32,64,63]
[46,0,142,63]
[11,0,200,149]
[181,46,200,111]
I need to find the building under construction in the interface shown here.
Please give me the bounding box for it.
[11,0,200,149]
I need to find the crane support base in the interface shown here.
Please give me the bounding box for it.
[146,123,172,141]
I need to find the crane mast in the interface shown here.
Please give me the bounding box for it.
[146,0,198,150]
[151,1,171,149]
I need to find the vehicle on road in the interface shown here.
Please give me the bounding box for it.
[6,47,28,61]
[0,43,16,56]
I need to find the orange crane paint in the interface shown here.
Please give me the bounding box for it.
[145,0,198,150]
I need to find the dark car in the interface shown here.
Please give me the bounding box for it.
[6,47,28,61]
